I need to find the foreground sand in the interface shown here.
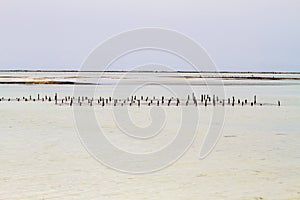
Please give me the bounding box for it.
[0,74,299,199]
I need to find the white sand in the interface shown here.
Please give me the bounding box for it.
[0,74,299,200]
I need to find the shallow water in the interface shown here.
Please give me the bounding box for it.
[0,72,299,199]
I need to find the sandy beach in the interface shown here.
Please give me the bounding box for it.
[0,72,299,200]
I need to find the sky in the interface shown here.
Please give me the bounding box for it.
[0,0,299,71]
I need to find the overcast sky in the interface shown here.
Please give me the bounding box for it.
[0,0,299,71]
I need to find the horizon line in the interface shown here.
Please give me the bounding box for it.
[0,69,299,74]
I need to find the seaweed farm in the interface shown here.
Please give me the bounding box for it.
[0,93,280,107]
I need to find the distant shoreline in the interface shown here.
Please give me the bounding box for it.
[0,70,300,74]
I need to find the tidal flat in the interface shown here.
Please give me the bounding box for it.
[0,71,299,200]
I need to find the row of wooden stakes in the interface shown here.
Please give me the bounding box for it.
[0,93,281,107]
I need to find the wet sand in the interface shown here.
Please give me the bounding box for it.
[0,72,299,200]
